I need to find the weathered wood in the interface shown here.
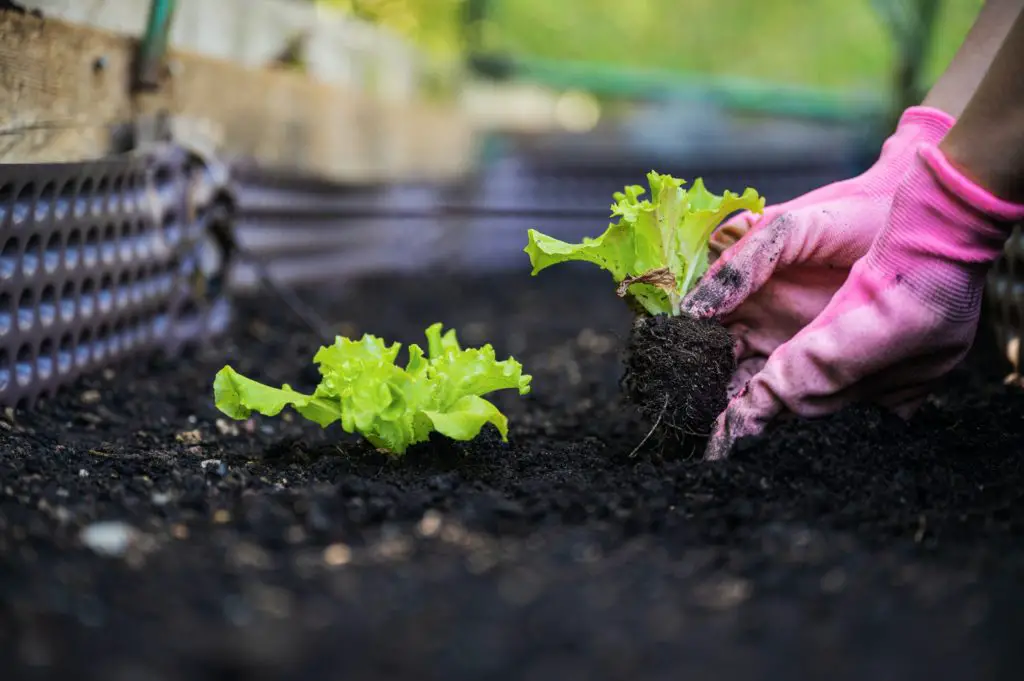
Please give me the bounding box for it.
[20,0,420,97]
[0,11,126,163]
[0,9,473,181]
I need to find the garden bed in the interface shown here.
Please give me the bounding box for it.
[2,266,1024,681]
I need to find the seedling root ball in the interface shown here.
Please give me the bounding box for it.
[622,313,735,452]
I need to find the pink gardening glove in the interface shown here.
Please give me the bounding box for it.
[687,106,956,398]
[698,142,1024,460]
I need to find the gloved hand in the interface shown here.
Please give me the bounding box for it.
[698,142,1024,460]
[686,107,956,399]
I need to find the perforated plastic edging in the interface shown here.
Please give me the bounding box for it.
[0,145,232,409]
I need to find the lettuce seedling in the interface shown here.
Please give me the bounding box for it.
[213,323,532,455]
[524,171,764,315]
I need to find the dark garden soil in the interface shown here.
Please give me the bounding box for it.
[2,266,1024,681]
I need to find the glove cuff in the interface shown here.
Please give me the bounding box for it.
[864,143,1017,322]
[861,106,955,197]
[896,106,957,143]
[919,143,1024,223]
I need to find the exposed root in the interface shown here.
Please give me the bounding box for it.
[628,394,669,458]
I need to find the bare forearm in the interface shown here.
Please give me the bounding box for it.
[939,7,1024,203]
[922,0,1024,118]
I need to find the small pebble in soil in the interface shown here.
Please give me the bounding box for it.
[200,459,226,476]
[215,418,239,436]
[417,510,443,538]
[176,430,202,445]
[323,543,352,566]
[79,521,139,558]
[692,576,753,611]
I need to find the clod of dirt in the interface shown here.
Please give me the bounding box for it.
[621,312,735,453]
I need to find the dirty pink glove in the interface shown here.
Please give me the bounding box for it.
[700,142,1024,460]
[687,106,955,397]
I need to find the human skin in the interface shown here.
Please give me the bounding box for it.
[921,0,1024,119]
[938,6,1024,203]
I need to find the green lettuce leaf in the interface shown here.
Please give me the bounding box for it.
[212,323,532,455]
[213,366,342,427]
[524,171,764,315]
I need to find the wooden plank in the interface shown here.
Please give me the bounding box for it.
[404,100,476,180]
[0,10,474,182]
[20,0,325,70]
[0,10,130,163]
[20,0,420,97]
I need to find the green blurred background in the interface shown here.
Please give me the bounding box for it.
[318,0,983,93]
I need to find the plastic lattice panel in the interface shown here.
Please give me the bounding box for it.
[986,224,1024,373]
[0,146,232,408]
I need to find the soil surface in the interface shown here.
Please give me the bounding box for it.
[2,266,1024,681]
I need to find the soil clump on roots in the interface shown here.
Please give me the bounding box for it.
[621,312,735,453]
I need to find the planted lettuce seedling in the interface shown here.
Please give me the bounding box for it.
[525,171,764,448]
[213,323,532,455]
